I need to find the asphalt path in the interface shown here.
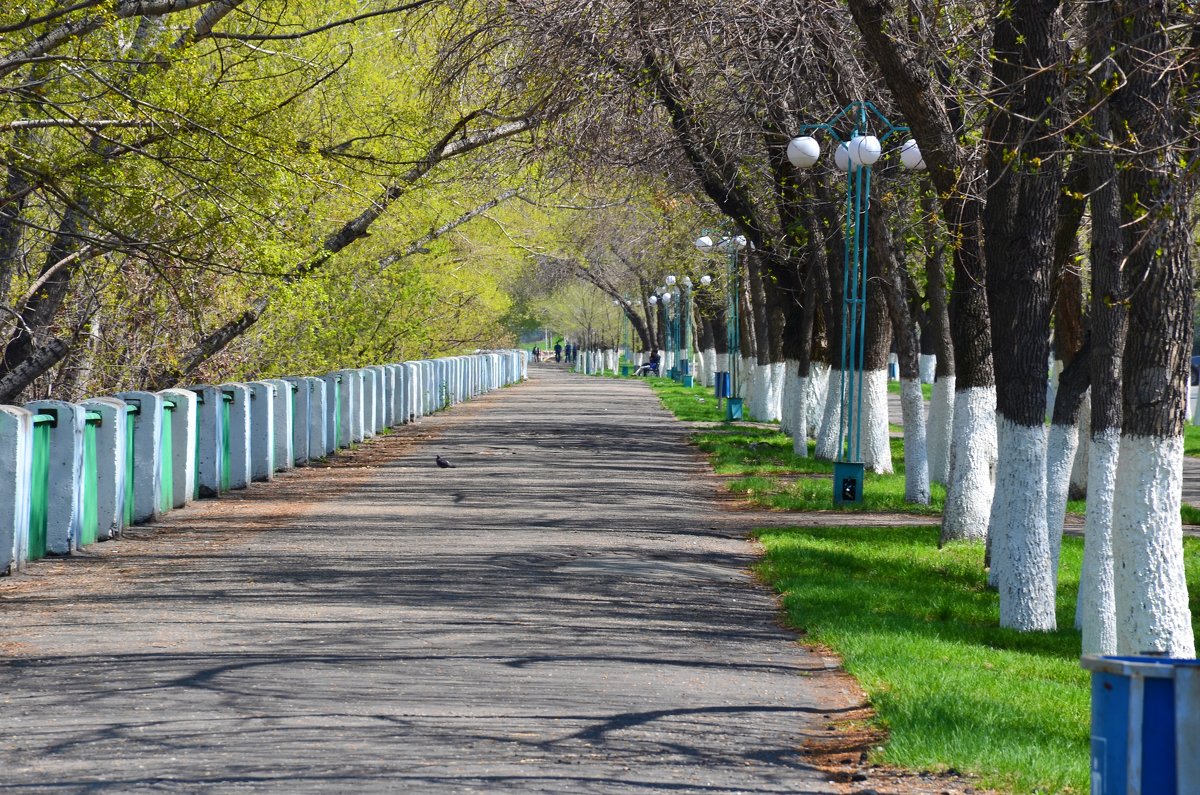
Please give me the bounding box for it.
[0,366,843,794]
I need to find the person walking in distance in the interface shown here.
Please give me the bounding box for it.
[554,341,562,363]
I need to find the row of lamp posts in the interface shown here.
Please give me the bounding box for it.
[688,101,923,505]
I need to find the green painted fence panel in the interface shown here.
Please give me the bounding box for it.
[159,400,175,513]
[81,412,101,547]
[332,378,341,452]
[123,405,136,527]
[221,392,233,492]
[28,414,53,561]
[193,393,202,500]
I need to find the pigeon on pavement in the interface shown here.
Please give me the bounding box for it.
[435,455,456,469]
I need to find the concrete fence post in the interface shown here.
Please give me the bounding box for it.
[285,378,311,465]
[377,365,393,428]
[341,369,362,444]
[361,367,377,438]
[247,381,276,482]
[158,389,197,510]
[190,386,225,497]
[305,377,328,459]
[370,365,388,431]
[0,407,32,573]
[219,384,251,490]
[400,363,415,422]
[81,397,126,540]
[22,401,85,554]
[321,373,343,452]
[114,391,165,524]
[385,365,402,425]
[264,378,293,471]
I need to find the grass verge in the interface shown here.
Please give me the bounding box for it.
[644,377,1200,524]
[754,525,1200,794]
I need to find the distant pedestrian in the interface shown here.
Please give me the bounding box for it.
[554,342,562,362]
[571,345,578,364]
[532,346,540,361]
[565,342,573,363]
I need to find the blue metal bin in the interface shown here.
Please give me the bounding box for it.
[1081,655,1199,795]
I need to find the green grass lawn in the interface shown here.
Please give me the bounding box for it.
[645,376,727,422]
[644,377,1200,524]
[886,379,934,400]
[754,525,1200,793]
[1185,424,1200,458]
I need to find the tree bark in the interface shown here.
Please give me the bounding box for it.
[1107,0,1196,657]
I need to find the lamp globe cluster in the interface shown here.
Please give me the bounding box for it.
[786,134,923,172]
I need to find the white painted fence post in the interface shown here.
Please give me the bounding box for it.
[159,389,197,509]
[0,407,32,573]
[24,402,86,554]
[264,378,293,471]
[190,386,225,497]
[370,365,388,430]
[220,383,251,490]
[247,381,275,482]
[321,373,344,452]
[361,367,377,438]
[306,377,328,459]
[81,397,126,539]
[114,391,166,523]
[285,378,310,465]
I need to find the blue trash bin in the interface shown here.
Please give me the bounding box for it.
[1081,655,1199,795]
[715,372,731,399]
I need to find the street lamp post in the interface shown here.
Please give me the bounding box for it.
[788,100,923,505]
[695,233,748,421]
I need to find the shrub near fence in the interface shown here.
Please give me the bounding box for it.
[0,351,527,575]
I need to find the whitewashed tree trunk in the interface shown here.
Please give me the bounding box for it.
[940,386,997,542]
[807,362,830,438]
[750,362,769,420]
[780,360,799,435]
[919,353,936,384]
[861,369,893,473]
[702,348,717,387]
[900,378,930,503]
[1112,435,1196,657]
[815,368,844,460]
[926,375,955,485]
[1079,430,1119,653]
[741,355,756,412]
[767,361,785,421]
[1069,393,1090,498]
[1044,420,1080,590]
[793,375,810,456]
[992,419,1057,631]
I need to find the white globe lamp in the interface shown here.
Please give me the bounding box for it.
[694,235,714,252]
[665,274,677,286]
[648,295,658,305]
[834,142,853,172]
[854,134,882,165]
[700,274,712,286]
[661,292,672,304]
[786,136,820,169]
[900,139,925,171]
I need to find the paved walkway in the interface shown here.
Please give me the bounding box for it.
[0,367,845,793]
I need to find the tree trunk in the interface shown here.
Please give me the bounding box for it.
[1107,0,1195,657]
[1078,9,1126,650]
[877,206,929,503]
[923,193,955,486]
[983,0,1064,632]
[862,258,893,474]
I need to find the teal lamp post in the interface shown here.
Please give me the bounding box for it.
[788,101,921,506]
[695,232,748,421]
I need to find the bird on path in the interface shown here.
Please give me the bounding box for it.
[435,455,456,469]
